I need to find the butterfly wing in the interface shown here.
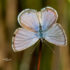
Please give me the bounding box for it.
[43,23,67,46]
[12,28,39,52]
[41,7,58,31]
[18,9,39,32]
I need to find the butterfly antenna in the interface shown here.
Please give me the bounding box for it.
[43,41,56,55]
[34,40,40,48]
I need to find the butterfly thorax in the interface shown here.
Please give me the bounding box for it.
[39,25,43,38]
[35,24,44,39]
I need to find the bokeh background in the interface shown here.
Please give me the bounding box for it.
[0,0,70,70]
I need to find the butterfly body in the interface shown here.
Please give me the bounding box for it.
[12,7,67,52]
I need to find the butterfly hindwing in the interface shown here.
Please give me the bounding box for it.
[41,7,58,31]
[18,9,39,32]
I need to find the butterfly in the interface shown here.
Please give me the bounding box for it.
[12,7,67,52]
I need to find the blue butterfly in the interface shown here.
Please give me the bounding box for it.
[12,7,67,52]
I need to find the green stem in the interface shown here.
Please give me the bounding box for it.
[37,40,42,70]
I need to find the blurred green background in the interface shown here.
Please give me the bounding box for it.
[0,0,70,70]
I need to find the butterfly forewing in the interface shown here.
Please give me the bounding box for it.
[43,23,67,46]
[18,9,40,32]
[12,28,39,52]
